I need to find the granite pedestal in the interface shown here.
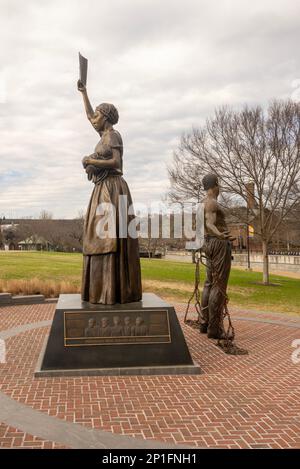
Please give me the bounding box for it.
[35,293,200,376]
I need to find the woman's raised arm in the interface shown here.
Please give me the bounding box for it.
[77,80,94,121]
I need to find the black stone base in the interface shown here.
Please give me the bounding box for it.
[35,293,200,377]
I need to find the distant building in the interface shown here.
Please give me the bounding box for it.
[18,236,53,251]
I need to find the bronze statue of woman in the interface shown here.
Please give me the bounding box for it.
[77,80,142,305]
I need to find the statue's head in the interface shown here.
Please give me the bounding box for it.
[88,317,95,328]
[97,103,119,124]
[90,103,119,132]
[113,315,120,325]
[202,173,219,195]
[136,316,143,326]
[101,317,109,327]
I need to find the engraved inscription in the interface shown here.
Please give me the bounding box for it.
[64,309,170,346]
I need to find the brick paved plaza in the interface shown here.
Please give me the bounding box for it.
[0,302,299,449]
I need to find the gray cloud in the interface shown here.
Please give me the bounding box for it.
[0,0,299,218]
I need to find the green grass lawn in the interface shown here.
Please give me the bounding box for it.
[0,251,299,314]
[0,251,82,283]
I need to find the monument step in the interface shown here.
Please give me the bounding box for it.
[0,293,12,304]
[11,294,45,304]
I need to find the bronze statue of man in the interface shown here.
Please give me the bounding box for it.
[200,174,235,339]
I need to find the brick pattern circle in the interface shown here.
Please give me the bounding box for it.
[0,303,300,449]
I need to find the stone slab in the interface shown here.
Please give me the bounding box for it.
[0,293,12,304]
[11,294,45,304]
[36,293,200,376]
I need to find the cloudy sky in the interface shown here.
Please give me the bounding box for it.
[0,0,299,218]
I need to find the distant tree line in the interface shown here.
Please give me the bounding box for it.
[0,216,84,252]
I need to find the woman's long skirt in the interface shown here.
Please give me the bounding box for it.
[81,175,142,304]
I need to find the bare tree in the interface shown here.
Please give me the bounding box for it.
[14,223,35,244]
[39,210,53,220]
[168,100,300,284]
[2,226,17,249]
[68,213,84,250]
[33,219,65,250]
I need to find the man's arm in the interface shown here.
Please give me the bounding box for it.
[205,200,234,240]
